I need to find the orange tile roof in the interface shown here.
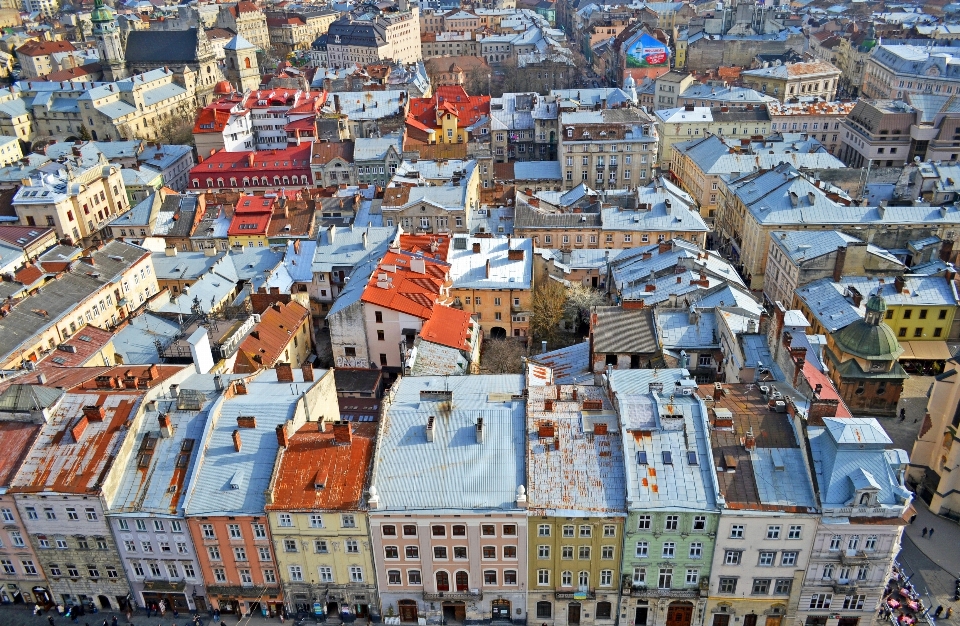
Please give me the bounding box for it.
[39,326,114,368]
[14,263,44,287]
[233,300,310,373]
[38,62,101,82]
[70,364,181,391]
[398,232,451,259]
[265,422,377,511]
[418,305,474,350]
[0,421,41,488]
[361,250,450,319]
[407,85,490,130]
[16,39,76,57]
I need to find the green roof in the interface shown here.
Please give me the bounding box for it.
[91,0,115,24]
[0,384,63,412]
[833,319,903,361]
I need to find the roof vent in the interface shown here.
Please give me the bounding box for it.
[426,415,435,442]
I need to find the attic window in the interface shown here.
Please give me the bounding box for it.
[663,451,673,465]
[637,450,648,465]
[687,451,698,465]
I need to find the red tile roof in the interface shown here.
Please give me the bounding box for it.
[13,263,44,287]
[38,326,115,368]
[16,40,76,57]
[233,300,310,373]
[38,62,101,82]
[190,144,313,188]
[265,421,377,511]
[802,360,852,417]
[398,232,451,260]
[0,225,53,248]
[0,421,41,488]
[407,85,490,130]
[361,250,451,319]
[418,305,475,350]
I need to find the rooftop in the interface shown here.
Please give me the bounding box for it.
[447,236,532,290]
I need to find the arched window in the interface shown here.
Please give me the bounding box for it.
[282,176,289,184]
[300,175,308,184]
[455,571,469,591]
[216,178,224,187]
[244,57,251,69]
[274,176,280,185]
[436,571,449,592]
[205,178,214,188]
[229,178,237,186]
[242,177,249,186]
[859,493,870,505]
[192,180,200,188]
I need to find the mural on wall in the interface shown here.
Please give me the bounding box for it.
[626,33,670,68]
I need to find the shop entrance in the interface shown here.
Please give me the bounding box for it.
[765,616,783,626]
[568,602,581,625]
[492,599,510,621]
[443,602,466,623]
[98,596,111,610]
[837,619,859,626]
[398,600,418,622]
[743,615,757,626]
[667,603,693,626]
[635,605,649,626]
[712,615,731,626]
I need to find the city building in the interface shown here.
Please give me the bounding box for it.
[184,366,333,617]
[15,40,76,79]
[838,100,917,168]
[655,105,771,168]
[189,144,313,192]
[447,235,533,339]
[862,44,960,101]
[767,100,855,156]
[214,1,270,52]
[327,4,422,67]
[232,301,312,374]
[609,369,719,626]
[525,382,625,626]
[907,353,960,513]
[558,108,658,190]
[703,383,820,626]
[368,375,529,625]
[405,85,491,145]
[739,61,842,102]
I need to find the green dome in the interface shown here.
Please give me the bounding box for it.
[91,0,115,24]
[834,293,903,361]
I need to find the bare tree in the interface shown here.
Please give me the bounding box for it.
[482,338,525,373]
[530,279,568,348]
[565,283,606,334]
[156,111,196,146]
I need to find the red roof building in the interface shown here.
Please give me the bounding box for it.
[233,300,312,373]
[189,144,313,192]
[405,85,490,144]
[361,249,452,319]
[418,304,475,351]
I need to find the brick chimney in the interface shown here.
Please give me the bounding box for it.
[232,429,242,452]
[472,242,481,253]
[82,405,106,421]
[332,421,353,445]
[276,423,289,448]
[743,427,756,451]
[832,245,847,282]
[71,416,89,442]
[237,415,257,429]
[894,275,906,294]
[302,364,314,382]
[276,362,294,383]
[234,380,248,395]
[158,414,173,438]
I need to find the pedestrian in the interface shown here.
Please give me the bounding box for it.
[922,527,928,537]
[946,608,953,619]
[930,527,936,538]
[937,607,944,617]
[113,615,119,626]
[126,611,132,623]
[49,616,56,626]
[146,606,151,620]
[900,408,906,421]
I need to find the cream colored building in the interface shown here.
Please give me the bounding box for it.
[215,1,270,51]
[13,151,127,246]
[767,100,856,156]
[654,105,771,168]
[907,357,960,516]
[739,61,842,103]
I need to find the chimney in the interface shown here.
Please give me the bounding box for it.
[593,422,608,435]
[426,415,435,442]
[744,427,756,451]
[832,245,847,282]
[485,259,490,278]
[473,242,481,254]
[302,364,314,382]
[894,275,905,294]
[237,415,257,428]
[808,393,840,426]
[232,429,242,452]
[476,417,484,443]
[71,415,89,441]
[538,421,555,437]
[332,421,353,445]
[82,405,106,421]
[234,380,248,395]
[146,363,159,380]
[850,288,863,308]
[276,362,294,383]
[658,241,672,253]
[158,414,173,438]
[36,372,47,385]
[507,248,524,261]
[544,398,554,411]
[276,423,289,448]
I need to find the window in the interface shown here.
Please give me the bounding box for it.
[857,566,869,581]
[483,546,496,559]
[481,524,496,536]
[239,569,253,585]
[309,515,324,529]
[154,520,164,532]
[603,525,616,537]
[319,567,333,582]
[686,569,699,585]
[142,541,154,553]
[57,539,68,549]
[788,525,802,540]
[579,525,592,537]
[724,550,742,565]
[432,525,446,537]
[349,566,363,582]
[345,540,359,553]
[693,516,706,530]
[829,535,842,550]
[578,546,590,560]
[809,594,832,609]
[689,542,702,559]
[213,568,226,583]
[283,539,297,553]
[636,541,648,557]
[752,579,770,595]
[258,547,271,561]
[562,525,575,537]
[44,508,55,520]
[66,508,79,521]
[638,515,651,529]
[342,514,356,528]
[719,577,738,593]
[774,579,792,595]
[385,546,399,559]
[536,602,552,619]
[767,525,781,539]
[538,569,550,585]
[600,570,613,587]
[253,523,266,539]
[435,546,449,559]
[662,543,676,558]
[171,520,182,533]
[405,546,420,559]
[538,545,550,559]
[562,546,573,559]
[848,535,860,550]
[408,570,422,585]
[864,535,878,551]
[780,551,797,567]
[403,525,417,536]
[758,551,775,566]
[67,565,80,578]
[202,524,215,539]
[125,541,136,552]
[730,525,744,538]
[538,524,551,536]
[843,595,866,610]
[601,546,614,559]
[503,524,517,536]
[657,568,671,589]
[454,547,467,559]
[234,547,247,561]
[823,564,835,580]
[228,524,242,539]
[387,570,402,585]
[483,570,497,585]
[149,563,162,578]
[314,540,328,554]
[25,507,37,520]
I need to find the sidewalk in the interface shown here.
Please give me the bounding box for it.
[902,490,960,577]
[0,606,306,626]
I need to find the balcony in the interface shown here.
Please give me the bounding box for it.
[839,550,869,565]
[623,586,700,599]
[423,590,482,601]
[556,590,596,600]
[833,582,859,595]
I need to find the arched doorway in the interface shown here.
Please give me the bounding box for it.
[98,595,111,610]
[667,602,694,626]
[490,326,507,339]
[568,602,581,625]
[398,600,418,622]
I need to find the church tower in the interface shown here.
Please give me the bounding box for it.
[223,35,260,93]
[91,0,128,81]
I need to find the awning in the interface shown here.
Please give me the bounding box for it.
[898,341,952,361]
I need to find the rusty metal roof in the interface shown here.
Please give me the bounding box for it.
[526,384,626,516]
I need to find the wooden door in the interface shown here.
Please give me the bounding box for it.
[667,605,693,626]
[456,571,469,591]
[454,605,466,621]
[399,601,418,622]
[765,616,782,626]
[568,603,581,625]
[743,615,757,626]
[712,615,731,626]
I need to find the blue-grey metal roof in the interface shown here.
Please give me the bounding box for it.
[448,236,532,290]
[513,160,561,180]
[353,134,403,161]
[526,384,626,516]
[657,309,719,351]
[610,369,718,512]
[110,312,181,364]
[285,239,316,282]
[602,179,708,233]
[372,375,526,512]
[184,368,323,516]
[151,250,223,281]
[808,417,912,509]
[312,225,397,274]
[770,230,903,267]
[527,341,592,385]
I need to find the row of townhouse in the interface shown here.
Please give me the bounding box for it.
[0,360,911,626]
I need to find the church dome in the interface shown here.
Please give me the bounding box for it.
[214,80,234,95]
[623,74,636,89]
[833,293,903,361]
[91,0,115,23]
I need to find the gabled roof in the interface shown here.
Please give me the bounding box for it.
[360,250,449,319]
[0,384,63,413]
[125,29,203,64]
[418,304,475,351]
[407,85,491,129]
[233,300,310,373]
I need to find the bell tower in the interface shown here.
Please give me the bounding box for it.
[223,35,260,93]
[91,0,127,81]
